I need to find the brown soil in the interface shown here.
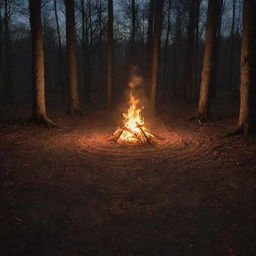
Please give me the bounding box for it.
[0,101,256,256]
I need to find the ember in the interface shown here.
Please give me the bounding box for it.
[113,81,154,144]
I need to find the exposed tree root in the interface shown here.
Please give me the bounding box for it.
[224,127,243,138]
[28,115,57,128]
[225,125,256,137]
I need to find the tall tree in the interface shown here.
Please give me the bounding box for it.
[107,0,113,108]
[172,2,181,97]
[231,0,256,135]
[211,0,225,97]
[149,0,164,110]
[197,0,221,120]
[29,0,55,126]
[65,0,81,115]
[161,0,172,101]
[130,0,136,64]
[54,0,65,100]
[3,0,13,100]
[0,1,3,98]
[229,0,238,97]
[146,0,154,95]
[184,0,200,101]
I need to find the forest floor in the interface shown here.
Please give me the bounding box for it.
[0,99,256,256]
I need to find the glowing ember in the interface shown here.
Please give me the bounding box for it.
[114,82,153,144]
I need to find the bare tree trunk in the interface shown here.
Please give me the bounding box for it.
[54,0,65,101]
[146,0,154,96]
[211,0,224,98]
[172,4,181,97]
[197,0,221,121]
[130,0,136,64]
[149,0,164,110]
[235,0,256,135]
[80,0,91,103]
[161,0,171,101]
[29,0,55,126]
[65,0,81,115]
[86,0,92,102]
[107,0,113,108]
[184,0,200,101]
[3,0,13,100]
[0,2,3,99]
[229,0,238,97]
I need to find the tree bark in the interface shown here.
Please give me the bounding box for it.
[236,0,256,135]
[149,0,164,110]
[65,0,81,115]
[130,0,136,64]
[0,1,3,99]
[229,0,237,97]
[184,0,200,101]
[29,0,55,126]
[3,0,13,100]
[54,0,65,101]
[210,0,224,98]
[107,0,113,108]
[197,0,221,120]
[146,0,154,96]
[161,0,171,101]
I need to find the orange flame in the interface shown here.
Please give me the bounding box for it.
[114,82,153,144]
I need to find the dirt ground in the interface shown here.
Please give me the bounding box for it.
[0,100,256,256]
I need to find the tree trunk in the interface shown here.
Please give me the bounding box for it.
[210,0,224,98]
[130,0,136,64]
[3,0,13,100]
[197,0,221,120]
[107,0,113,108]
[172,4,181,97]
[146,0,154,96]
[161,0,171,101]
[29,0,55,126]
[149,0,164,110]
[236,0,256,135]
[184,0,199,101]
[80,0,91,103]
[54,0,65,101]
[0,1,3,99]
[229,0,237,97]
[65,0,81,115]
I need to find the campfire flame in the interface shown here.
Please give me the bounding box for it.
[114,82,153,144]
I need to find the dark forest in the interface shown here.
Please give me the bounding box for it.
[0,0,256,255]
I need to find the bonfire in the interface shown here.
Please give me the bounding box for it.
[113,81,154,144]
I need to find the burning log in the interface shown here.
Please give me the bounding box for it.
[136,123,152,145]
[113,127,124,142]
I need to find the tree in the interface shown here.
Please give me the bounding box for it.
[53,0,65,101]
[29,0,55,126]
[0,1,3,98]
[230,0,256,136]
[229,0,238,97]
[197,0,221,121]
[211,0,225,98]
[130,0,136,64]
[184,0,200,101]
[3,0,13,100]
[146,0,154,95]
[149,0,164,110]
[65,0,81,115]
[107,0,113,108]
[161,0,172,101]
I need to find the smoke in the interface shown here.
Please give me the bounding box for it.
[128,66,144,90]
